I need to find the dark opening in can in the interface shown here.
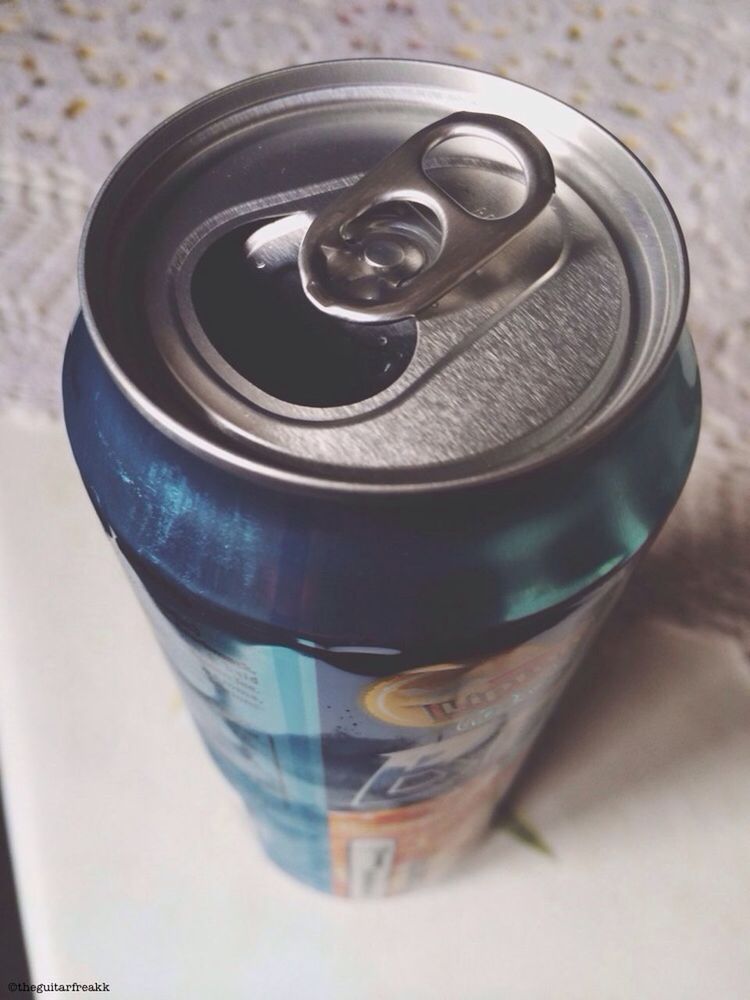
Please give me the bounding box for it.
[192,219,419,407]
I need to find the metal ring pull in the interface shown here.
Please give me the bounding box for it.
[298,112,556,323]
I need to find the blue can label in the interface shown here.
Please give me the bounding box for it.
[119,550,622,895]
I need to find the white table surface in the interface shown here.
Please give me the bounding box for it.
[2,412,749,999]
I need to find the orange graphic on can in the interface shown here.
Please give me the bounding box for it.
[360,614,589,728]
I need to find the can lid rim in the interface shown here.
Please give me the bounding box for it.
[78,57,690,497]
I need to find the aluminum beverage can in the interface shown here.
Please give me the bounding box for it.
[63,60,700,897]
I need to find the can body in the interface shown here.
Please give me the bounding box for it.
[129,556,621,896]
[63,60,700,896]
[63,314,699,895]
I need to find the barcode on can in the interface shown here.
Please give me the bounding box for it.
[347,838,396,897]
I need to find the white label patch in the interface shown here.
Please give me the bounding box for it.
[348,838,396,898]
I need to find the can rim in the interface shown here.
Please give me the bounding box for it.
[78,57,690,498]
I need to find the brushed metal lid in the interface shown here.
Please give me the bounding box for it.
[80,59,688,494]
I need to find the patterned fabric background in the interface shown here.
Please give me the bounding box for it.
[1,0,748,652]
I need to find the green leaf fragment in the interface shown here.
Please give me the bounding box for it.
[501,811,554,857]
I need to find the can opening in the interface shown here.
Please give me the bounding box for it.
[191,222,418,407]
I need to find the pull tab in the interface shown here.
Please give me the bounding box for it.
[298,112,556,323]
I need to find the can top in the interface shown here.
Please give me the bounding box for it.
[80,59,688,494]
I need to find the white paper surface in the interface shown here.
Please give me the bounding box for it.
[1,414,749,1000]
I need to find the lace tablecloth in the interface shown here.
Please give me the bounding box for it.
[1,2,749,996]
